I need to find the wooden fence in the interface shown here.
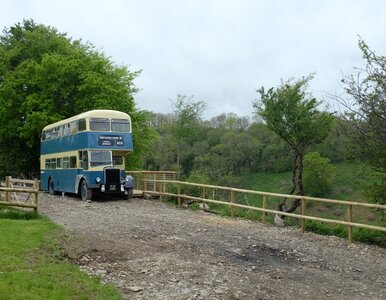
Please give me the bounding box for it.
[136,178,386,243]
[127,171,178,194]
[0,176,39,212]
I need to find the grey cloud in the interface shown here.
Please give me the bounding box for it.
[1,0,386,118]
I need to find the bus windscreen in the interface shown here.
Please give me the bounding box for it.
[90,150,112,167]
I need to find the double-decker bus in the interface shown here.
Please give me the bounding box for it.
[40,109,134,200]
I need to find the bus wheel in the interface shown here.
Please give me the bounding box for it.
[80,180,92,201]
[48,179,55,195]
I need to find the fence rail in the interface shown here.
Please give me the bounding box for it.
[135,177,386,243]
[0,176,39,212]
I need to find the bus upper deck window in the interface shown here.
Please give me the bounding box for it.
[51,129,57,139]
[78,119,86,131]
[111,119,130,132]
[90,118,110,131]
[57,126,63,137]
[63,123,70,135]
[70,121,78,134]
[45,130,52,140]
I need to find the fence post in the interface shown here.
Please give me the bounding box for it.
[163,173,166,195]
[230,190,235,218]
[158,175,163,202]
[33,178,39,213]
[202,188,207,211]
[135,174,139,190]
[177,183,181,208]
[153,173,156,193]
[5,176,11,202]
[347,204,353,243]
[143,173,147,194]
[301,198,306,233]
[262,195,267,224]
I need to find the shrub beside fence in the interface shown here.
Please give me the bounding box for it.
[0,176,39,212]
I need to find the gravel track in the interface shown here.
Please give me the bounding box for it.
[40,193,386,300]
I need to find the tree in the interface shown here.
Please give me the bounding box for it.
[254,76,333,213]
[0,20,150,176]
[339,39,386,205]
[171,94,207,176]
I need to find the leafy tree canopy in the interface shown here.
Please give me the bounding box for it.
[0,19,150,176]
[254,76,332,154]
[341,38,386,172]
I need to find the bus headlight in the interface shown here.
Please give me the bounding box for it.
[96,177,101,183]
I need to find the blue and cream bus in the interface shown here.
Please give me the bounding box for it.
[40,110,135,200]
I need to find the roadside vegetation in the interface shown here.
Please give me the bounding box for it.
[0,206,121,299]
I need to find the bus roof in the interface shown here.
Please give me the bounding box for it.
[42,110,131,131]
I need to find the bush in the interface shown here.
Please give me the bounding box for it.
[364,171,386,206]
[304,152,336,196]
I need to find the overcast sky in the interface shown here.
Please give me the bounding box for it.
[1,0,386,119]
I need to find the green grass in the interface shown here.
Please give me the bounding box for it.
[0,207,121,300]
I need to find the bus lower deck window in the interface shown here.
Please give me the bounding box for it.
[70,156,77,168]
[80,151,88,170]
[62,157,70,169]
[56,157,62,168]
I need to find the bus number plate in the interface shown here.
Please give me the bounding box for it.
[109,185,117,191]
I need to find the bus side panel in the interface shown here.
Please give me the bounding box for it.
[40,170,49,191]
[40,169,82,194]
[83,171,104,189]
[58,169,83,193]
[41,132,133,155]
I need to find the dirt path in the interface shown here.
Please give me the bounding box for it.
[39,193,386,300]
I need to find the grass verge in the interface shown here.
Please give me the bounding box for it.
[0,206,121,300]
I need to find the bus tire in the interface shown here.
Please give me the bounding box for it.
[80,180,92,201]
[48,178,55,195]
